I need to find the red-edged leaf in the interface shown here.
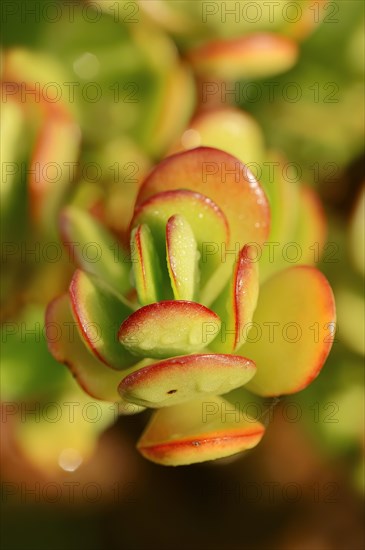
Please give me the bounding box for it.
[119,300,221,358]
[242,266,336,396]
[119,353,256,408]
[137,396,265,466]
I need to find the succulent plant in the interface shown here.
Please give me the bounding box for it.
[46,146,336,466]
[2,2,337,469]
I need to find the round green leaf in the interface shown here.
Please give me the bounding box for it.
[119,353,256,408]
[119,300,221,359]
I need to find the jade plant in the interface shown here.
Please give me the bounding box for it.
[2,4,313,470]
[46,146,336,466]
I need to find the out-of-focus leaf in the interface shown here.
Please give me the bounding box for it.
[60,206,131,294]
[170,107,266,171]
[187,34,298,80]
[335,286,364,357]
[349,185,365,277]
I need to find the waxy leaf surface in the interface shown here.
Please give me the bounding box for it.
[119,300,221,358]
[243,266,336,396]
[137,396,265,466]
[119,353,256,408]
[46,293,145,413]
[136,147,270,252]
[210,245,259,353]
[166,214,199,301]
[131,224,163,305]
[61,206,131,294]
[70,270,137,369]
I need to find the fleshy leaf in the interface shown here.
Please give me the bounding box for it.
[90,137,150,246]
[131,224,163,305]
[139,59,196,157]
[243,266,336,396]
[260,163,326,280]
[136,147,270,253]
[187,33,298,80]
[259,151,299,280]
[119,353,256,408]
[46,293,145,414]
[60,206,131,294]
[132,188,230,290]
[119,300,221,359]
[349,185,364,276]
[166,214,199,301]
[171,107,266,168]
[262,151,299,233]
[293,185,327,266]
[210,245,259,353]
[335,286,364,357]
[69,269,137,369]
[137,396,265,466]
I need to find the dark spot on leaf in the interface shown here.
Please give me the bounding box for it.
[167,389,177,394]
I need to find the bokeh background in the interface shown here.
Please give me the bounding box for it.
[1,1,364,549]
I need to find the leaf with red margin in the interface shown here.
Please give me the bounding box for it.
[187,33,298,80]
[119,353,256,408]
[46,293,145,413]
[136,147,270,253]
[210,245,259,353]
[242,266,336,396]
[131,224,163,305]
[119,300,221,359]
[60,206,131,295]
[132,188,230,291]
[166,214,199,301]
[137,396,265,466]
[69,270,137,370]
